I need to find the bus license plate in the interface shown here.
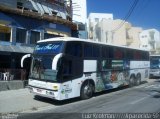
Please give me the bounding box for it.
[37,89,42,93]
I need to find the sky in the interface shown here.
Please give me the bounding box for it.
[87,0,160,31]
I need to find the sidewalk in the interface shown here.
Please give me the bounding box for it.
[0,88,53,114]
[0,80,28,91]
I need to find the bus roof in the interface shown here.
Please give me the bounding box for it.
[38,37,149,52]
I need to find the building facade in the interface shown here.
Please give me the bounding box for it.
[0,0,77,80]
[72,0,87,24]
[88,13,113,41]
[139,29,160,54]
[71,0,87,39]
[127,27,142,48]
[87,13,141,48]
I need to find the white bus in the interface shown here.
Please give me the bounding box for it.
[21,37,150,100]
[150,55,160,78]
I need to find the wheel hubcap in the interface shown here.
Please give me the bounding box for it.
[84,85,92,96]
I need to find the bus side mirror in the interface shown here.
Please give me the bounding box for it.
[52,53,63,71]
[21,54,31,68]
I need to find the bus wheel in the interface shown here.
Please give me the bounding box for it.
[129,76,135,87]
[80,81,94,100]
[136,74,141,86]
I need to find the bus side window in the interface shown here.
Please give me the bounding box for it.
[134,50,141,60]
[142,51,149,60]
[126,49,134,60]
[114,48,123,59]
[65,42,82,57]
[93,45,100,57]
[101,46,109,58]
[109,46,113,58]
[84,44,92,58]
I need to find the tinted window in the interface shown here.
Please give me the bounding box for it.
[102,46,109,58]
[84,43,92,57]
[35,42,63,54]
[114,48,124,59]
[60,57,83,80]
[109,47,114,58]
[142,51,149,60]
[65,42,82,57]
[134,50,141,60]
[93,45,100,57]
[126,49,134,60]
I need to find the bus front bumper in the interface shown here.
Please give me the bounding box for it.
[150,71,160,77]
[28,85,56,99]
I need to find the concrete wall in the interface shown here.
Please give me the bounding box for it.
[139,29,160,52]
[0,80,28,91]
[128,27,142,48]
[89,18,142,48]
[88,13,113,40]
[94,19,129,46]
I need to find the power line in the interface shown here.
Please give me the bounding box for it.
[111,0,140,32]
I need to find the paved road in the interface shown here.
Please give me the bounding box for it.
[18,79,160,119]
[1,79,160,119]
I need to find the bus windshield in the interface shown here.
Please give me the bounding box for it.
[30,55,58,82]
[150,58,160,69]
[30,41,64,82]
[34,42,63,54]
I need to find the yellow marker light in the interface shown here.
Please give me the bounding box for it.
[53,86,58,90]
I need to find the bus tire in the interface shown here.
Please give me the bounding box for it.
[129,75,135,87]
[80,81,94,100]
[136,74,141,86]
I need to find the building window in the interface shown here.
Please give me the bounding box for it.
[0,25,11,42]
[16,28,26,43]
[95,18,99,22]
[32,9,38,13]
[17,2,23,9]
[30,31,40,44]
[52,11,57,16]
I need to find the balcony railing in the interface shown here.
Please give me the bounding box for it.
[149,40,155,44]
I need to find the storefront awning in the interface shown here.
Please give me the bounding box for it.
[45,28,70,37]
[0,45,34,54]
[0,25,11,33]
[0,20,11,33]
